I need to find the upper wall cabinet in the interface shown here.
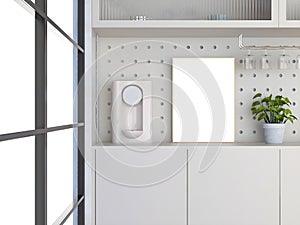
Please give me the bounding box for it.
[279,0,300,27]
[92,0,279,28]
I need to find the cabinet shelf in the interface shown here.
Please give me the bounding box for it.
[92,20,278,28]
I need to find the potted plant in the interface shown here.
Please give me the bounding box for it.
[251,93,297,144]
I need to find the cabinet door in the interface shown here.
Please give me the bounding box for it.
[188,147,279,225]
[281,148,300,225]
[95,146,187,225]
[279,0,300,27]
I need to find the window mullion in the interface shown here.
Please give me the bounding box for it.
[35,0,47,224]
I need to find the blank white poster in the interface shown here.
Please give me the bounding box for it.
[172,58,235,142]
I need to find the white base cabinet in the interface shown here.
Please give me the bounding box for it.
[188,147,279,225]
[281,148,300,225]
[94,146,297,225]
[95,146,187,225]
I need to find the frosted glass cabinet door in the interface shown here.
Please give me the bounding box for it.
[188,147,279,225]
[281,149,300,225]
[279,0,300,27]
[95,146,187,225]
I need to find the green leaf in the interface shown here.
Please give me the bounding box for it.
[284,109,292,115]
[291,115,298,120]
[253,93,262,99]
[262,97,269,103]
[252,101,261,107]
[284,97,291,105]
[275,95,282,101]
[287,117,294,124]
[256,105,265,113]
[258,114,266,121]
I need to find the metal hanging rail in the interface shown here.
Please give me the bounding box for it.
[239,34,300,50]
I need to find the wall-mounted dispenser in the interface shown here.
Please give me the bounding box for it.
[111,81,152,145]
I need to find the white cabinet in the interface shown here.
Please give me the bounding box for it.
[281,148,300,225]
[279,0,300,27]
[92,0,279,28]
[95,146,187,225]
[188,147,279,225]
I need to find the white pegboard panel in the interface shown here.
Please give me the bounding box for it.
[95,37,300,143]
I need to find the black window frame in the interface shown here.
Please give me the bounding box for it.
[0,0,85,224]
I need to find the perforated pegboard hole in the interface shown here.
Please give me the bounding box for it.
[107,88,111,91]
[239,59,243,64]
[161,102,164,106]
[161,74,165,77]
[107,116,111,120]
[134,45,138,50]
[107,102,111,106]
[161,130,165,134]
[107,45,112,49]
[200,45,204,49]
[160,116,164,120]
[160,45,164,49]
[279,74,283,78]
[293,130,297,134]
[266,88,270,92]
[240,88,244,92]
[161,88,164,92]
[293,74,297,78]
[121,74,125,77]
[240,116,244,120]
[121,59,124,63]
[108,73,111,77]
[147,45,151,49]
[292,59,297,64]
[266,73,270,78]
[226,45,230,49]
[134,74,138,77]
[253,116,257,120]
[160,60,164,64]
[147,73,151,77]
[186,45,191,49]
[107,130,111,134]
[134,59,138,64]
[253,73,257,78]
[292,88,297,92]
[279,88,283,92]
[121,45,125,49]
[253,130,257,134]
[239,130,243,134]
[293,102,296,106]
[174,45,177,49]
[240,102,244,106]
[213,45,217,50]
[253,88,257,92]
[240,74,243,78]
[108,59,111,63]
[147,60,151,64]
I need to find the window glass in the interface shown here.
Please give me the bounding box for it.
[47,23,74,127]
[47,129,74,224]
[0,0,34,134]
[0,137,35,225]
[48,0,73,37]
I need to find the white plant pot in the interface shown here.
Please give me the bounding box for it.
[262,123,286,144]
